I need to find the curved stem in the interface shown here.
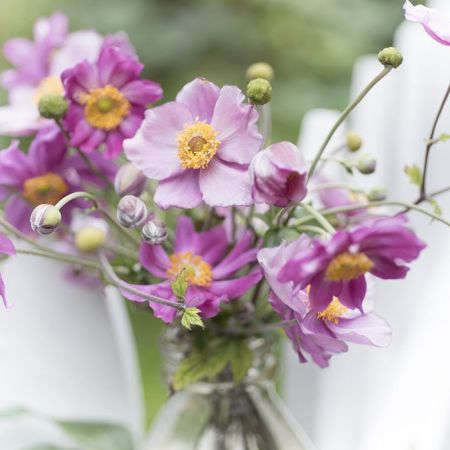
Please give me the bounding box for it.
[299,202,335,233]
[98,207,141,247]
[307,67,391,182]
[297,224,330,236]
[55,191,99,210]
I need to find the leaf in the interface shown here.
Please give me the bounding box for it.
[429,198,442,216]
[55,421,134,450]
[404,165,422,186]
[438,133,450,142]
[181,307,204,330]
[228,340,252,384]
[170,269,188,300]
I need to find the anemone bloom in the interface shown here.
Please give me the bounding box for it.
[0,12,104,135]
[62,46,163,158]
[124,78,263,208]
[0,233,15,308]
[258,239,391,367]
[121,216,262,323]
[278,215,426,312]
[0,126,116,233]
[404,0,450,46]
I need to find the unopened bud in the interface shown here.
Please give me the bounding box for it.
[30,204,61,235]
[38,94,68,120]
[346,130,362,152]
[75,225,107,252]
[142,218,168,245]
[378,47,403,69]
[367,187,387,202]
[246,62,274,81]
[247,78,272,105]
[117,195,148,228]
[357,156,377,175]
[114,163,147,197]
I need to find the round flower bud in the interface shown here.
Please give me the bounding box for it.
[114,163,147,197]
[142,218,168,245]
[75,225,107,252]
[30,204,62,235]
[38,94,68,120]
[246,78,272,105]
[346,130,363,152]
[367,187,387,202]
[117,195,148,228]
[377,47,403,69]
[246,62,274,81]
[357,157,377,175]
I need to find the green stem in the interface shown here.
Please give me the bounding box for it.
[0,216,49,252]
[55,191,99,210]
[297,224,330,236]
[98,207,141,247]
[299,202,335,233]
[307,66,391,182]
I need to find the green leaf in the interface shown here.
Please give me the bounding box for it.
[438,133,450,142]
[170,269,188,300]
[228,340,252,383]
[404,165,423,186]
[181,307,204,330]
[429,198,442,216]
[55,421,133,450]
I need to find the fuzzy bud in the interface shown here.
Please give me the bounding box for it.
[38,94,68,120]
[114,163,147,197]
[250,141,307,207]
[117,195,148,228]
[75,226,107,252]
[378,47,403,69]
[357,156,377,175]
[246,62,274,81]
[142,218,168,245]
[346,130,362,152]
[367,187,387,202]
[246,78,272,105]
[30,204,62,235]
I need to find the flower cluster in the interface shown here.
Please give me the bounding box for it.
[0,4,447,380]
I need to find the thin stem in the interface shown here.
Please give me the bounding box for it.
[103,241,138,259]
[299,202,335,233]
[98,207,141,247]
[259,103,272,147]
[307,67,391,182]
[55,191,99,210]
[419,83,450,200]
[97,251,184,311]
[297,224,330,236]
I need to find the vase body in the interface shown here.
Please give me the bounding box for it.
[143,327,315,450]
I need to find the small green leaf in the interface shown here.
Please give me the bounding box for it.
[170,269,188,300]
[438,133,450,142]
[429,198,442,216]
[404,165,423,186]
[181,307,204,330]
[228,340,252,383]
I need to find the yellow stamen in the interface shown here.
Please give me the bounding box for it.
[82,85,130,130]
[167,251,213,287]
[22,173,68,206]
[177,121,220,169]
[317,297,348,324]
[325,251,373,281]
[33,76,64,105]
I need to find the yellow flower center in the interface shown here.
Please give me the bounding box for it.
[22,173,68,206]
[33,76,64,105]
[325,251,373,281]
[177,120,220,169]
[167,251,213,287]
[82,85,130,130]
[317,297,348,324]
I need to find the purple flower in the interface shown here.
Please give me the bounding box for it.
[404,0,450,46]
[278,215,426,312]
[0,12,104,135]
[0,126,116,233]
[0,233,15,308]
[249,141,307,207]
[124,78,263,208]
[258,240,391,367]
[62,46,163,158]
[121,216,262,323]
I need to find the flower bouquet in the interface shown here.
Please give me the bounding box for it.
[0,2,449,449]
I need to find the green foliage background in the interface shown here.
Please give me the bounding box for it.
[0,0,403,427]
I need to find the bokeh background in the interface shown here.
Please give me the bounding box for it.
[0,0,403,426]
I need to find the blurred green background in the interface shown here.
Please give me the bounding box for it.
[0,0,403,427]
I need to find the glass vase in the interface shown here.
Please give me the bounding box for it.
[143,326,316,450]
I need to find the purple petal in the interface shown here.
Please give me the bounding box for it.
[139,243,171,278]
[196,225,229,265]
[0,273,11,308]
[174,216,199,254]
[369,255,409,280]
[338,276,367,311]
[122,79,163,106]
[185,286,223,319]
[309,275,340,312]
[210,269,262,299]
[0,234,15,256]
[4,196,33,235]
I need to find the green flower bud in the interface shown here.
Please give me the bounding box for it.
[75,226,107,252]
[38,94,68,120]
[246,78,272,105]
[246,62,274,81]
[30,204,61,235]
[377,47,403,69]
[346,130,363,152]
[367,187,387,202]
[357,156,377,175]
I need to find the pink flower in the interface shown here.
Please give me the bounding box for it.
[0,234,15,307]
[249,141,307,207]
[120,216,262,323]
[404,0,450,46]
[124,78,263,209]
[62,46,163,158]
[258,239,391,367]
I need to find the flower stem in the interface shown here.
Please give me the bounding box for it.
[299,202,335,233]
[55,191,99,210]
[307,66,391,182]
[0,216,49,252]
